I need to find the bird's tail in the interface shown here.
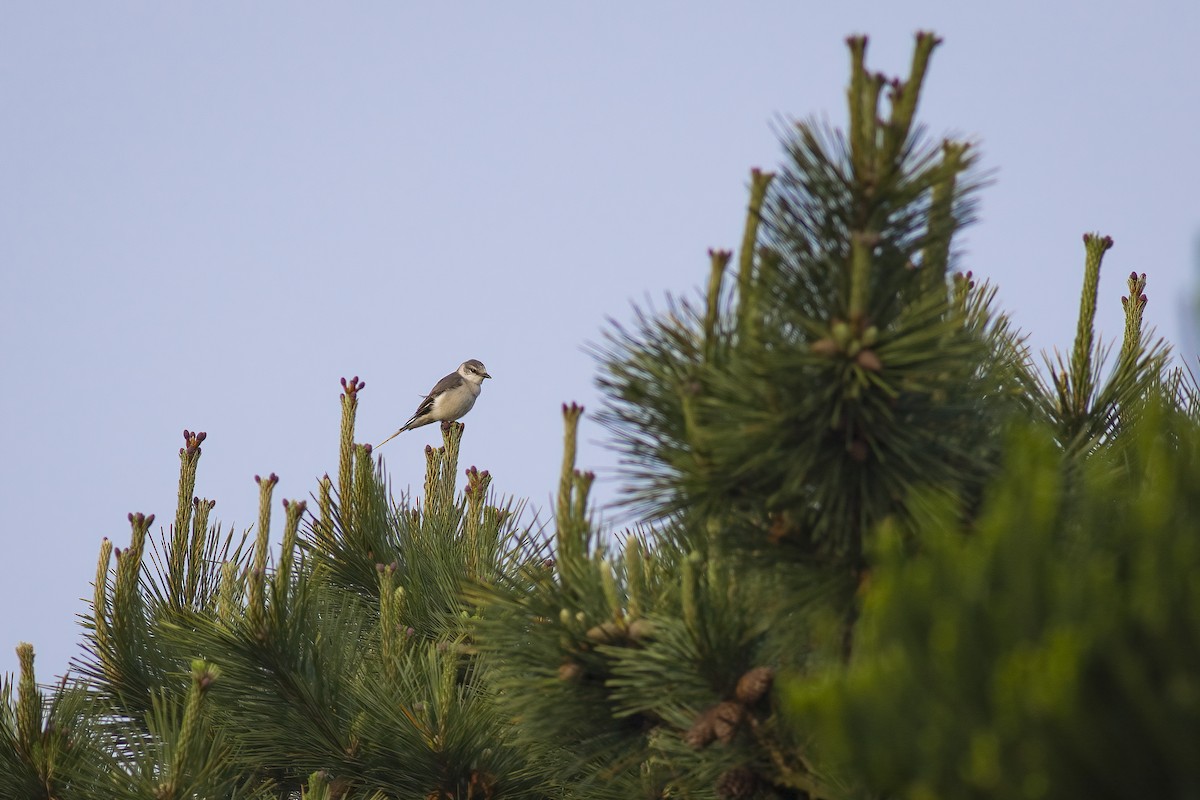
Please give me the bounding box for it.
[374,428,405,449]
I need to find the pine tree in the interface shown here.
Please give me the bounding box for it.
[788,404,1200,799]
[4,30,1198,800]
[3,378,551,799]
[475,31,1195,800]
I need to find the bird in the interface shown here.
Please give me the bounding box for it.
[374,359,492,448]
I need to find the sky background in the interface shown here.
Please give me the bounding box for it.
[3,3,1198,682]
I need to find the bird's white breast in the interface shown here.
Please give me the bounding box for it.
[432,381,481,420]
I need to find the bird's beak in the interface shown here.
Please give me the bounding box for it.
[483,372,493,380]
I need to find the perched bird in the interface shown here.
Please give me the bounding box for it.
[375,359,492,448]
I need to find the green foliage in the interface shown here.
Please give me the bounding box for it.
[788,407,1200,799]
[597,34,1033,576]
[472,409,843,799]
[0,648,104,800]
[4,28,1199,800]
[1,374,549,799]
[1035,238,1173,460]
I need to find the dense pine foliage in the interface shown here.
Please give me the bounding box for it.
[4,33,1197,800]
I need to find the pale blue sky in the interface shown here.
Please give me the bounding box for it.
[3,3,1198,681]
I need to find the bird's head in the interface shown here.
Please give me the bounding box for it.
[460,359,492,384]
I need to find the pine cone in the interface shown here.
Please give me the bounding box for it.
[734,666,775,705]
[711,701,745,745]
[684,709,716,749]
[557,662,584,682]
[328,774,352,800]
[855,348,883,372]
[584,621,624,645]
[810,337,840,357]
[627,618,657,642]
[716,767,759,800]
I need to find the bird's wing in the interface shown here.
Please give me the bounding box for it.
[428,370,467,398]
[375,371,469,448]
[402,371,464,428]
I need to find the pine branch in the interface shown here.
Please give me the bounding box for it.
[598,33,1015,577]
